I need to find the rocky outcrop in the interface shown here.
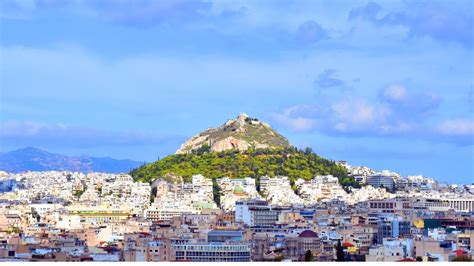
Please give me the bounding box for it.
[176,113,290,154]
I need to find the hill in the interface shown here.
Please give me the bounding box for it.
[176,113,290,154]
[0,147,143,173]
[131,147,358,188]
[132,113,358,188]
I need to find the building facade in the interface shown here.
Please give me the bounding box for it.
[173,242,251,262]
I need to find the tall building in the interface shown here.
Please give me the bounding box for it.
[235,200,279,227]
[368,175,395,191]
[377,216,411,244]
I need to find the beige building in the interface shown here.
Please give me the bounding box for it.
[123,233,174,262]
[414,237,451,262]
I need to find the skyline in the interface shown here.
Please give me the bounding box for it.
[1,0,473,183]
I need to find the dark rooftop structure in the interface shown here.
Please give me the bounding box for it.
[298,230,318,238]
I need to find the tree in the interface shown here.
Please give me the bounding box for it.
[212,178,221,207]
[274,255,284,262]
[150,187,157,204]
[31,208,41,223]
[73,189,84,198]
[452,255,471,262]
[304,250,314,261]
[193,143,211,155]
[131,148,354,188]
[335,240,345,262]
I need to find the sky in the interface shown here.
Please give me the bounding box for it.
[0,0,473,184]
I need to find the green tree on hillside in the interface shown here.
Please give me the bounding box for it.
[335,240,345,262]
[304,250,314,261]
[130,148,357,188]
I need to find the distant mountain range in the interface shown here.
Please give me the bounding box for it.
[0,147,143,173]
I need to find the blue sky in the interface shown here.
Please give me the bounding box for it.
[0,0,473,183]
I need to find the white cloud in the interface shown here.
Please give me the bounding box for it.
[436,119,474,137]
[270,98,407,136]
[268,85,471,145]
[331,99,379,125]
[270,99,473,145]
[378,84,442,120]
[381,85,407,101]
[268,109,317,133]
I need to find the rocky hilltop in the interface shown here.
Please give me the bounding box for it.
[176,113,291,154]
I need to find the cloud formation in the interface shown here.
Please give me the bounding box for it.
[378,85,442,119]
[269,98,407,136]
[348,1,382,21]
[315,69,345,88]
[434,118,474,145]
[90,0,213,27]
[295,20,329,45]
[1,0,233,27]
[436,119,474,137]
[349,1,474,48]
[270,85,472,145]
[0,120,184,148]
[313,69,346,95]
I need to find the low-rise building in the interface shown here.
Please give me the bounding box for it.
[173,242,251,262]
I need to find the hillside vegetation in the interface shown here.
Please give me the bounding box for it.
[131,147,359,189]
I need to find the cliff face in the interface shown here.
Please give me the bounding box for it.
[176,113,291,154]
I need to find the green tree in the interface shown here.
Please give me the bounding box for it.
[150,187,157,204]
[130,148,355,189]
[31,209,41,223]
[335,240,345,262]
[304,250,314,261]
[193,143,211,155]
[73,190,84,198]
[212,178,221,207]
[274,255,284,262]
[452,255,471,262]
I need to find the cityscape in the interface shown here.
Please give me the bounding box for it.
[1,0,473,263]
[0,114,473,262]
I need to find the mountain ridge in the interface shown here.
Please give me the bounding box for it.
[0,147,143,173]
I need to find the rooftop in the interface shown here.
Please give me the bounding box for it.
[298,230,318,238]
